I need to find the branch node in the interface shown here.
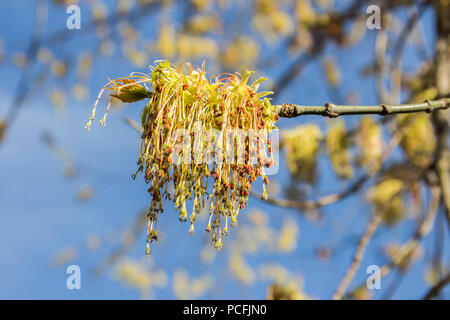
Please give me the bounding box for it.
[325,102,339,118]
[425,99,433,113]
[279,103,297,118]
[380,104,391,115]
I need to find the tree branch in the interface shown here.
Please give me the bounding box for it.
[332,212,382,300]
[345,185,441,299]
[252,113,418,211]
[250,174,367,211]
[432,0,450,228]
[423,271,450,300]
[276,98,450,118]
[124,117,143,134]
[433,110,450,229]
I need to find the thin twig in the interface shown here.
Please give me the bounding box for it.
[345,186,441,298]
[332,212,382,300]
[250,174,367,211]
[380,186,440,276]
[91,210,148,277]
[276,98,450,118]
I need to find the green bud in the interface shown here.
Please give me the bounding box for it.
[110,79,152,103]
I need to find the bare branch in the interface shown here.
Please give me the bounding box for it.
[276,98,450,118]
[332,212,382,300]
[345,186,441,298]
[250,174,367,211]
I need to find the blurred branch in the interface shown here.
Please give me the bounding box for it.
[346,185,441,298]
[270,0,367,101]
[271,0,431,102]
[4,0,47,125]
[271,53,315,102]
[42,1,161,46]
[432,0,450,228]
[423,271,450,300]
[381,269,406,300]
[253,113,422,211]
[431,210,446,293]
[391,4,427,70]
[332,212,382,300]
[433,110,450,228]
[1,1,161,148]
[276,98,450,118]
[250,174,367,211]
[91,209,148,278]
[124,117,143,134]
[383,185,440,268]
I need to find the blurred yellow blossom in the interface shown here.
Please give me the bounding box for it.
[356,116,383,173]
[398,114,436,167]
[85,234,102,251]
[384,242,423,271]
[223,37,259,69]
[229,251,257,285]
[188,14,221,34]
[50,60,67,77]
[72,83,89,101]
[282,124,322,184]
[178,34,218,59]
[115,259,168,297]
[322,56,341,87]
[326,120,353,179]
[277,218,299,253]
[367,178,405,225]
[50,246,79,267]
[157,23,177,58]
[77,53,93,79]
[49,89,66,111]
[37,48,53,64]
[173,269,213,299]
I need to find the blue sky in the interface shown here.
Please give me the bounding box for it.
[0,1,448,300]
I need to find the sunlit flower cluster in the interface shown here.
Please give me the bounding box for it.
[86,61,279,255]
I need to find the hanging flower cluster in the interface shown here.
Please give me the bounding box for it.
[85,61,279,255]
